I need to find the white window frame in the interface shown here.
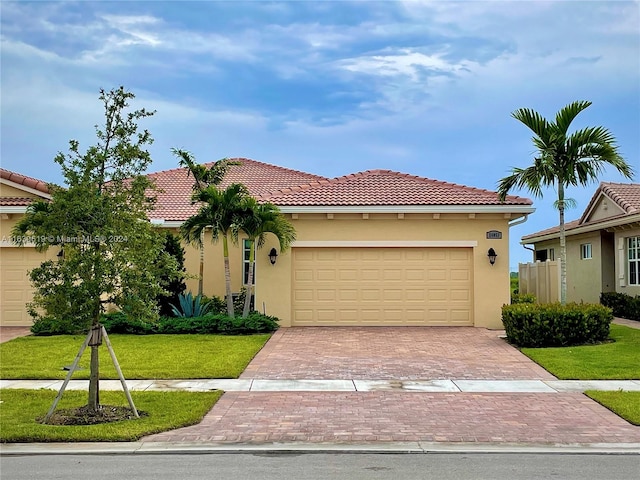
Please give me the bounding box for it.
[549,248,555,261]
[628,236,640,286]
[580,243,592,260]
[243,239,256,286]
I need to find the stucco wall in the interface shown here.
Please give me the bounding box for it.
[251,213,514,329]
[0,183,41,199]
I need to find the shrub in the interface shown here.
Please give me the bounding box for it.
[101,312,279,335]
[31,316,87,336]
[101,312,157,335]
[155,231,187,317]
[511,293,536,304]
[502,302,613,347]
[202,295,226,315]
[600,292,640,321]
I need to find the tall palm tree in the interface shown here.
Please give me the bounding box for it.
[234,199,296,318]
[181,183,249,317]
[497,100,634,304]
[173,149,240,296]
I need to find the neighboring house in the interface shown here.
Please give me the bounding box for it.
[0,169,55,326]
[521,182,640,304]
[0,160,534,329]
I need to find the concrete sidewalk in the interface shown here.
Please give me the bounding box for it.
[2,378,640,393]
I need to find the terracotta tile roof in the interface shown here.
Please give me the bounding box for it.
[580,182,640,222]
[521,219,581,240]
[147,158,328,221]
[522,182,640,241]
[262,169,532,207]
[0,197,38,207]
[0,168,51,195]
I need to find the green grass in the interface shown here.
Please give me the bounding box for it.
[521,325,640,380]
[0,389,222,442]
[0,334,270,379]
[585,391,640,426]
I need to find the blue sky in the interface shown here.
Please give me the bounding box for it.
[2,0,639,270]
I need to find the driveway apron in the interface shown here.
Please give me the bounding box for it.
[145,327,640,445]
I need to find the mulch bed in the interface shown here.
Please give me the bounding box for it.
[39,405,148,425]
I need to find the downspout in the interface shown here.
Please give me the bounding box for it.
[508,213,529,228]
[509,213,533,265]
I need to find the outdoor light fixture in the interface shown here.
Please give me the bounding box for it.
[487,248,497,266]
[268,248,278,265]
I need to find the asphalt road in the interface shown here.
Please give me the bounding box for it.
[2,453,639,479]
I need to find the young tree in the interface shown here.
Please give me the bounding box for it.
[12,87,178,411]
[235,198,296,318]
[497,100,634,304]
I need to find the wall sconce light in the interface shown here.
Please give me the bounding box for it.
[487,248,497,266]
[268,248,278,265]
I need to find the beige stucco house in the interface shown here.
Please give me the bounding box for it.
[521,182,640,303]
[0,169,55,326]
[1,160,534,329]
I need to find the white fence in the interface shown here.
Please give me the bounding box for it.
[518,260,560,304]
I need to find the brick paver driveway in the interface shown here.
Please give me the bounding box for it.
[145,327,640,445]
[241,327,554,380]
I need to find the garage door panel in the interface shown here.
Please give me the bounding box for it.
[295,269,313,281]
[291,247,473,326]
[317,269,336,281]
[1,247,51,326]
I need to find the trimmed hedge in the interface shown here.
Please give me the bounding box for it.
[502,302,613,347]
[511,293,536,304]
[100,311,279,335]
[600,292,640,321]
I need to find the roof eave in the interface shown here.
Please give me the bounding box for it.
[278,205,535,214]
[521,212,640,244]
[0,178,52,200]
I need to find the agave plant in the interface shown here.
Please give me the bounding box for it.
[170,292,212,318]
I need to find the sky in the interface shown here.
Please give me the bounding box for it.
[1,0,639,271]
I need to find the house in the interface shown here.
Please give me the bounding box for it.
[521,182,640,303]
[148,159,533,329]
[0,160,534,329]
[0,169,55,326]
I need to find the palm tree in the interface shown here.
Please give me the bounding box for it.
[234,198,296,318]
[497,100,634,304]
[173,149,240,296]
[181,183,249,317]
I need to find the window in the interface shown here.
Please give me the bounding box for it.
[580,243,592,260]
[629,236,640,286]
[549,248,555,261]
[243,239,256,285]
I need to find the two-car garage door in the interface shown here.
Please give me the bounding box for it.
[292,247,473,326]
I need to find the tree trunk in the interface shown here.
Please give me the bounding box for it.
[242,239,255,318]
[558,182,567,305]
[198,230,204,296]
[88,344,100,410]
[222,234,234,317]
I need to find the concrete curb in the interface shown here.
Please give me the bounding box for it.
[2,441,640,456]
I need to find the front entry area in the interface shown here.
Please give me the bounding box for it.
[291,247,473,326]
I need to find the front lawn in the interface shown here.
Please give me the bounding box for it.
[0,334,270,379]
[0,389,222,442]
[521,324,640,380]
[585,391,640,426]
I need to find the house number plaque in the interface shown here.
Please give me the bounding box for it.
[486,230,502,239]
